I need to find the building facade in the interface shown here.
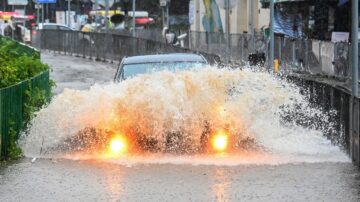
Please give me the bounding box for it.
[189,0,270,34]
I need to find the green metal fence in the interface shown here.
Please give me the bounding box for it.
[0,70,50,158]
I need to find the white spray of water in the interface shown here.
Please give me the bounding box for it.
[19,67,349,165]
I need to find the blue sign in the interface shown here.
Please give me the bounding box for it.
[37,0,56,3]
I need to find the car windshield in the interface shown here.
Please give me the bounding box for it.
[122,62,206,79]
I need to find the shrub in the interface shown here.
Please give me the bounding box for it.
[0,37,52,160]
[0,38,48,88]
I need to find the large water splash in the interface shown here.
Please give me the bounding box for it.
[19,67,349,165]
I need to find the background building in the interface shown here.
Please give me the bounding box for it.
[189,0,270,34]
[261,0,350,40]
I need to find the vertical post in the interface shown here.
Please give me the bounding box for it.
[95,0,98,26]
[132,0,136,56]
[248,0,254,35]
[42,3,44,23]
[105,0,109,31]
[46,4,48,22]
[269,0,275,70]
[67,0,71,27]
[132,0,136,37]
[352,0,359,164]
[352,0,359,97]
[166,0,171,26]
[37,3,40,25]
[166,0,170,27]
[225,0,230,63]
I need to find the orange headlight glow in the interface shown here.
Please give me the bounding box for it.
[212,130,229,152]
[109,135,128,154]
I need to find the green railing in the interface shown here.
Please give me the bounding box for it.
[0,35,50,159]
[0,70,50,158]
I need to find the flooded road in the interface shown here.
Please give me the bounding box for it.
[0,159,359,201]
[1,52,359,201]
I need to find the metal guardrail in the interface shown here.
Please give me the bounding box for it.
[289,75,359,165]
[188,31,350,79]
[0,70,50,158]
[35,30,220,65]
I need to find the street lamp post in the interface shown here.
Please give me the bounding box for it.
[67,0,71,27]
[269,0,275,70]
[105,0,109,31]
[94,0,98,26]
[225,0,230,63]
[350,0,359,163]
[352,0,358,97]
[37,2,40,24]
[132,0,136,37]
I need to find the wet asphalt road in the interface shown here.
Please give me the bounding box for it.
[0,159,359,202]
[0,52,359,202]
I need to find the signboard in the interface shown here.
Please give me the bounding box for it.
[331,32,349,43]
[36,0,56,3]
[14,9,25,16]
[56,11,66,25]
[91,0,115,7]
[160,0,168,7]
[66,11,76,29]
[8,0,28,5]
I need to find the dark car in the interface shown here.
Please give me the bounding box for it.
[114,53,208,82]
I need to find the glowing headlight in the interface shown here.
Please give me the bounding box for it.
[109,135,127,154]
[212,130,228,152]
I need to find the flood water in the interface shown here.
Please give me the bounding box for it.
[0,53,359,201]
[0,159,359,202]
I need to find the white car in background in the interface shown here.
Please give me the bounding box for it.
[36,23,74,31]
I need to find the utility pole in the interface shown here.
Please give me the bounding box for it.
[42,3,44,23]
[95,0,98,25]
[67,0,71,27]
[132,0,136,37]
[225,0,230,63]
[248,0,254,35]
[352,0,359,97]
[37,2,40,25]
[160,0,170,27]
[105,0,109,31]
[269,0,275,70]
[351,0,359,166]
[166,0,170,27]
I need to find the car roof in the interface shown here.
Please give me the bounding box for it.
[122,53,207,65]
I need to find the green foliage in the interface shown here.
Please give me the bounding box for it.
[0,37,53,160]
[24,87,48,125]
[0,38,48,88]
[3,82,51,160]
[7,121,23,160]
